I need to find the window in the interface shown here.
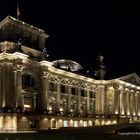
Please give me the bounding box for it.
[51,119,57,129]
[63,99,67,113]
[90,102,94,114]
[71,87,76,95]
[83,121,87,127]
[30,120,38,128]
[60,85,65,93]
[81,89,85,97]
[49,97,56,113]
[74,121,78,127]
[24,97,32,111]
[49,82,57,92]
[64,121,68,127]
[89,91,95,98]
[22,74,36,90]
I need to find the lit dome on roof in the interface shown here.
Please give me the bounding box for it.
[52,59,83,72]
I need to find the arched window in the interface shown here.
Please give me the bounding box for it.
[63,99,67,113]
[22,73,38,112]
[49,97,56,114]
[81,101,86,113]
[90,102,94,114]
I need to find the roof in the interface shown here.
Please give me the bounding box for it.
[118,72,140,86]
[0,16,49,38]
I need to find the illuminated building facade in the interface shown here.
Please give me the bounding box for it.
[0,16,140,131]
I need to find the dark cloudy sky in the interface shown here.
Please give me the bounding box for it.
[0,0,140,79]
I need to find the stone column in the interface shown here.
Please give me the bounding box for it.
[95,85,105,115]
[33,96,36,112]
[1,63,6,107]
[120,89,125,115]
[0,66,2,108]
[86,90,90,114]
[123,89,127,115]
[126,89,130,116]
[137,93,140,117]
[130,90,133,116]
[77,87,81,114]
[56,82,60,112]
[68,85,71,113]
[135,92,138,116]
[132,92,136,116]
[13,63,24,108]
[40,69,50,111]
[114,86,120,115]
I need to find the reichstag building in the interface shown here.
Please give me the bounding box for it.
[0,16,140,131]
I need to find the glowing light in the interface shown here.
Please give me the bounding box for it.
[43,118,47,121]
[21,116,27,120]
[133,113,136,116]
[64,120,68,127]
[59,108,63,112]
[0,116,3,130]
[24,104,30,108]
[95,120,100,125]
[126,83,131,87]
[101,120,105,125]
[79,120,83,126]
[127,112,130,115]
[59,119,62,123]
[131,85,136,88]
[74,121,78,127]
[69,119,74,127]
[121,111,124,115]
[112,120,117,124]
[40,60,53,67]
[49,106,52,110]
[83,121,88,127]
[88,120,92,126]
[115,111,118,114]
[106,120,111,125]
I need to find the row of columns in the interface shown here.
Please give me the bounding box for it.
[94,84,140,118]
[41,74,95,115]
[114,86,140,117]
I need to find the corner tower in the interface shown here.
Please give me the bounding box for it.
[0,16,49,51]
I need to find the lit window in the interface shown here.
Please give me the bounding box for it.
[74,121,78,127]
[64,121,68,127]
[83,121,87,127]
[24,97,32,111]
[51,119,57,129]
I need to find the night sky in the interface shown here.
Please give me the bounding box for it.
[1,0,140,79]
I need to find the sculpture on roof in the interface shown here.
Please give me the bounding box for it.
[15,38,22,52]
[94,53,107,80]
[40,47,49,60]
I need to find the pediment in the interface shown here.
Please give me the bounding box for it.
[118,73,140,86]
[22,87,37,94]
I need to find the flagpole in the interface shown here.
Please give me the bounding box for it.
[17,1,20,19]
